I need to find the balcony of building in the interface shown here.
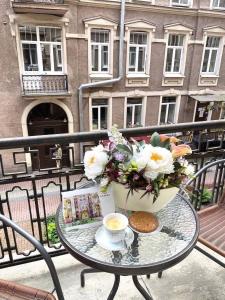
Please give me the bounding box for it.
[21,74,69,97]
[12,0,68,16]
[1,121,225,299]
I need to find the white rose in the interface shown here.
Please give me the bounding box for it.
[134,145,174,180]
[84,146,108,180]
[184,164,195,176]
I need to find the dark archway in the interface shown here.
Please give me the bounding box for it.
[27,103,69,170]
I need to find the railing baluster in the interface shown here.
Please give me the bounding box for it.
[22,75,68,95]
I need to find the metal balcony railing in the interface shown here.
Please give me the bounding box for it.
[22,75,68,95]
[1,120,225,268]
[13,0,64,4]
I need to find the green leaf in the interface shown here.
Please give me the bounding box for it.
[150,132,161,147]
[116,144,133,155]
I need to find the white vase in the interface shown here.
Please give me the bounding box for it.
[111,182,179,213]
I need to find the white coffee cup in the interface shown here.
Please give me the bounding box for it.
[103,213,128,243]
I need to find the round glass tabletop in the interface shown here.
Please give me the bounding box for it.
[56,193,199,276]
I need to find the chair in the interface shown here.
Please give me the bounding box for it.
[157,158,225,280]
[183,158,225,267]
[0,214,65,300]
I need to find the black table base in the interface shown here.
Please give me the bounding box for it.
[80,268,154,300]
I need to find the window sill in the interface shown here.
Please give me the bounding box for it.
[200,74,219,78]
[163,74,185,78]
[89,74,113,79]
[126,74,150,79]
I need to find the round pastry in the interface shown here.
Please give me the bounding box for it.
[129,211,159,233]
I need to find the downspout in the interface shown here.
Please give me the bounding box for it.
[78,0,126,160]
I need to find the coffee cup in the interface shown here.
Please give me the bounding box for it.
[103,213,128,243]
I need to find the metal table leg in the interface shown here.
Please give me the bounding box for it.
[80,268,102,287]
[132,276,153,300]
[107,275,120,300]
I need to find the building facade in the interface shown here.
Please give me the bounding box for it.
[1,0,225,168]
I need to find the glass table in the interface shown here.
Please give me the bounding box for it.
[56,193,199,300]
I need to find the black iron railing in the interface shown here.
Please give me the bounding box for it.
[1,120,225,268]
[22,75,68,95]
[14,0,64,4]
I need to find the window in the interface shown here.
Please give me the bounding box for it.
[91,29,109,73]
[160,97,176,124]
[126,98,143,128]
[91,99,108,130]
[19,26,63,74]
[201,36,221,74]
[128,32,147,73]
[212,0,225,8]
[171,0,190,6]
[165,34,184,73]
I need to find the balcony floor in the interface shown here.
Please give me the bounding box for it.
[1,243,225,300]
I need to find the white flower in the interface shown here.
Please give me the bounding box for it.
[133,145,174,180]
[84,145,108,180]
[100,177,109,187]
[184,164,195,176]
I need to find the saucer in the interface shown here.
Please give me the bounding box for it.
[95,226,134,251]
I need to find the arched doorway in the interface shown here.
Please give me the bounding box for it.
[27,102,69,170]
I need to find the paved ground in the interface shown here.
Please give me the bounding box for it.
[2,243,225,300]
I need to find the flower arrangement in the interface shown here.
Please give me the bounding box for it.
[84,126,194,202]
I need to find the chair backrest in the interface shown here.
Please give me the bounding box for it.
[179,158,225,210]
[0,214,65,300]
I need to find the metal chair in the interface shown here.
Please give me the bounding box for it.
[183,158,225,267]
[0,214,65,300]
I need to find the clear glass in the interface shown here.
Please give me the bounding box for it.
[126,106,133,127]
[166,48,173,72]
[167,104,176,124]
[202,49,210,73]
[134,105,142,126]
[213,0,225,8]
[172,0,189,5]
[174,48,181,72]
[130,32,147,45]
[209,49,217,73]
[160,105,167,124]
[53,45,62,72]
[138,47,145,72]
[129,47,136,72]
[22,44,39,71]
[57,194,198,268]
[168,34,184,46]
[100,107,107,129]
[41,44,51,71]
[20,26,37,41]
[91,45,99,71]
[92,107,98,130]
[101,45,109,72]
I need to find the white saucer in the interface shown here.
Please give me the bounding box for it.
[95,226,134,251]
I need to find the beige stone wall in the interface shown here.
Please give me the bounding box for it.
[145,96,160,126]
[112,98,125,128]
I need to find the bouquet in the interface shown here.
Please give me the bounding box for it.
[84,126,194,202]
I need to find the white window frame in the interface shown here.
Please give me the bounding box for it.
[158,96,180,125]
[165,34,185,74]
[200,34,224,76]
[84,18,117,79]
[89,98,112,131]
[124,97,146,128]
[170,0,192,7]
[91,29,110,74]
[19,25,64,75]
[211,0,225,9]
[128,31,148,74]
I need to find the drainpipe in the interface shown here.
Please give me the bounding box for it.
[78,0,126,160]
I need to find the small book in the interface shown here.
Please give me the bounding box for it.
[62,186,115,228]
